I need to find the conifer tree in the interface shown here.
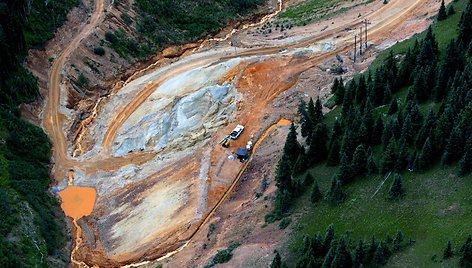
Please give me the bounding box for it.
[367,153,379,175]
[381,138,398,174]
[416,137,433,170]
[332,237,353,268]
[372,242,387,266]
[323,224,336,254]
[468,41,472,56]
[458,0,472,46]
[389,174,404,199]
[388,99,398,115]
[275,188,292,214]
[438,0,447,21]
[448,4,455,16]
[400,114,414,145]
[383,83,393,104]
[393,231,404,251]
[442,126,465,165]
[459,138,472,176]
[271,251,282,268]
[304,173,314,186]
[335,78,346,104]
[372,116,384,145]
[327,138,341,166]
[356,75,367,104]
[353,239,366,267]
[351,144,367,177]
[298,99,313,140]
[311,180,323,203]
[326,177,346,205]
[313,97,324,125]
[331,78,339,95]
[338,153,352,184]
[275,154,293,194]
[308,123,329,164]
[292,152,307,176]
[283,123,301,163]
[366,236,378,263]
[444,240,454,259]
[460,237,472,268]
[321,246,336,268]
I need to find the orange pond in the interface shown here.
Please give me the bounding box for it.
[58,186,97,219]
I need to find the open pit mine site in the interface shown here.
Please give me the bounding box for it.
[6,0,469,266]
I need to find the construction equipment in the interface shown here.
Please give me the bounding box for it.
[219,136,231,148]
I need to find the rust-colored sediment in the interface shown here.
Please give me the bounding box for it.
[58,186,97,220]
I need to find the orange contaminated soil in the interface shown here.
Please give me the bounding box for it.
[58,186,97,220]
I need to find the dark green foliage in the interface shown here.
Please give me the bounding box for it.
[372,116,384,145]
[388,98,399,115]
[372,242,388,266]
[327,138,341,166]
[458,0,472,46]
[298,99,313,141]
[77,73,89,87]
[292,152,308,176]
[468,40,472,55]
[279,217,292,229]
[338,153,352,184]
[444,240,454,259]
[105,29,151,59]
[449,4,456,16]
[351,144,367,177]
[459,138,472,176]
[331,237,353,268]
[367,153,379,175]
[438,0,448,21]
[326,178,346,205]
[380,138,398,174]
[308,123,329,164]
[353,240,366,267]
[416,137,433,170]
[284,123,301,163]
[93,47,106,56]
[389,174,404,199]
[135,0,264,51]
[311,180,323,203]
[393,231,404,251]
[461,235,472,267]
[271,251,282,268]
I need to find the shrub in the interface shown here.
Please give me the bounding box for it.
[93,47,105,56]
[279,217,291,229]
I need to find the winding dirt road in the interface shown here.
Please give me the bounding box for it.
[44,0,432,266]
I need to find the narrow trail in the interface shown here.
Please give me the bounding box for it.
[43,0,430,266]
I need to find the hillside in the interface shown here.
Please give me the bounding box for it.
[266,0,472,266]
[0,0,78,266]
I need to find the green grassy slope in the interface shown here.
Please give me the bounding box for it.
[286,0,472,267]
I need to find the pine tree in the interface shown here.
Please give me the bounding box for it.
[459,138,472,176]
[331,78,340,95]
[304,173,314,186]
[367,153,379,175]
[321,246,336,268]
[400,114,414,145]
[323,224,336,254]
[458,0,472,46]
[389,174,403,199]
[313,97,324,125]
[442,126,465,165]
[327,138,341,166]
[460,237,472,268]
[283,123,301,163]
[393,231,404,251]
[388,98,399,115]
[383,83,392,104]
[416,137,433,170]
[307,98,317,126]
[271,251,282,268]
[311,180,323,203]
[275,154,293,193]
[308,123,329,164]
[335,78,346,104]
[444,240,454,259]
[380,138,398,174]
[275,188,292,213]
[356,75,367,104]
[438,0,447,21]
[448,4,455,16]
[468,41,472,56]
[331,237,353,268]
[366,236,378,263]
[372,242,387,266]
[372,116,384,145]
[292,152,308,177]
[351,144,367,177]
[338,153,352,184]
[298,99,313,140]
[326,177,346,205]
[353,240,366,267]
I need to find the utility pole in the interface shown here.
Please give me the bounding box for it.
[359,26,363,55]
[364,19,368,49]
[354,34,357,62]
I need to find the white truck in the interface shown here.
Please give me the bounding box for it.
[229,125,244,139]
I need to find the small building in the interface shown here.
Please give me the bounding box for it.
[235,148,249,161]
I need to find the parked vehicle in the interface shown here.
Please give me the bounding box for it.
[229,125,244,139]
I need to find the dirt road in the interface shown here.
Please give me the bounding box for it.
[44,0,432,266]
